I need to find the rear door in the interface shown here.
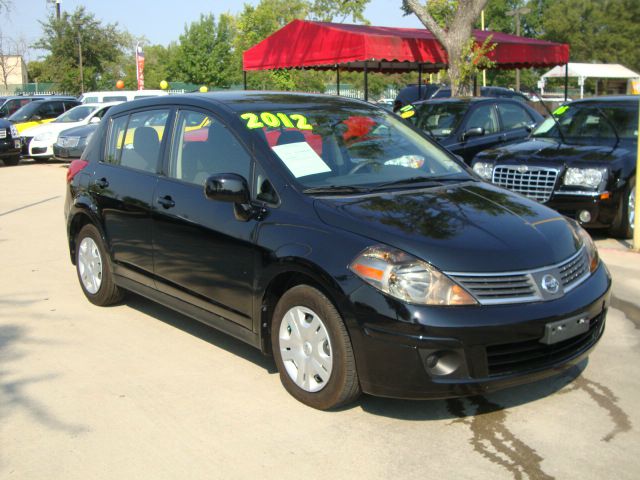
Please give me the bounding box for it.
[89,107,172,287]
[152,108,256,329]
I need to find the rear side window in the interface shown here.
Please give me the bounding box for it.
[497,103,534,131]
[105,109,170,172]
[168,109,251,185]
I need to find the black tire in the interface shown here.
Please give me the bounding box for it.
[609,176,635,239]
[3,156,20,166]
[271,285,360,410]
[75,224,124,306]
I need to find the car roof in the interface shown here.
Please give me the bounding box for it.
[107,91,372,116]
[571,95,639,105]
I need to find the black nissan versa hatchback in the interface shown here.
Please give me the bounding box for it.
[65,92,611,409]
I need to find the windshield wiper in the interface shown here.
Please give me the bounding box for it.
[372,174,468,190]
[303,185,372,195]
[524,88,570,145]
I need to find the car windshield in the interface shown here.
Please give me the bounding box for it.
[8,101,40,122]
[533,103,639,141]
[53,105,96,123]
[240,105,469,192]
[413,102,467,138]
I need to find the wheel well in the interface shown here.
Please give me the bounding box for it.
[68,213,93,264]
[259,271,335,355]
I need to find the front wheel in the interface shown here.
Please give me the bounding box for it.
[609,177,635,239]
[3,156,20,166]
[75,224,124,306]
[271,285,360,410]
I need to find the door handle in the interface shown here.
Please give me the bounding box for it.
[94,177,109,188]
[157,195,175,209]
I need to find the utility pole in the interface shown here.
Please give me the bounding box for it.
[77,28,83,93]
[506,6,530,92]
[56,0,61,20]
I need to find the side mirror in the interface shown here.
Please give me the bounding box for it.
[90,116,101,124]
[461,127,485,141]
[205,173,250,204]
[526,123,537,132]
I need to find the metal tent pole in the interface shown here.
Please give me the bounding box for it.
[364,62,368,102]
[564,63,569,101]
[243,71,247,90]
[336,65,340,96]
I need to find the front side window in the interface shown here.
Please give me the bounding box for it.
[497,103,534,131]
[465,104,499,134]
[415,102,467,138]
[238,105,468,192]
[169,109,251,185]
[105,109,170,172]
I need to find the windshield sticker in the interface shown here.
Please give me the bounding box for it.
[553,105,569,116]
[271,141,331,178]
[399,104,416,119]
[241,112,313,131]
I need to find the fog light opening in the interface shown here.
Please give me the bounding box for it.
[578,210,592,223]
[425,350,460,377]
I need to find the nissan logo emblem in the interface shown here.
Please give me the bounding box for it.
[541,274,560,294]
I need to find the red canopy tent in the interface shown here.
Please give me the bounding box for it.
[243,20,570,99]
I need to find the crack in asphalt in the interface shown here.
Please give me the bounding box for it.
[558,373,632,442]
[447,397,554,480]
[0,196,61,217]
[610,294,640,330]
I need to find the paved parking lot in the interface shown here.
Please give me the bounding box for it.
[1,160,639,480]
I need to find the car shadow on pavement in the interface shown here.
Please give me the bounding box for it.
[123,292,278,374]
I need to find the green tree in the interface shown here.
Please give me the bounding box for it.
[542,0,640,73]
[33,7,128,94]
[170,13,238,88]
[309,0,370,23]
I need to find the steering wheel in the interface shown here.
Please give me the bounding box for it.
[348,160,383,175]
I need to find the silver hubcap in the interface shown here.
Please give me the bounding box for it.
[78,237,103,294]
[629,185,635,232]
[279,306,333,392]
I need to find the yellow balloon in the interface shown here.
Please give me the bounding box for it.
[159,80,168,90]
[199,86,208,93]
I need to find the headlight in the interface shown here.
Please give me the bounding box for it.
[349,246,477,306]
[10,124,18,137]
[574,224,599,272]
[563,168,607,189]
[34,131,56,142]
[472,161,494,181]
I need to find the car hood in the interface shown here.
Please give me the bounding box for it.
[21,121,83,137]
[477,137,634,164]
[313,181,580,272]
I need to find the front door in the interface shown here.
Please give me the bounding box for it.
[461,103,503,163]
[152,108,256,329]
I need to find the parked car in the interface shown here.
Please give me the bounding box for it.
[0,96,44,118]
[393,83,443,111]
[431,86,533,103]
[78,90,168,103]
[472,95,638,239]
[65,92,610,409]
[21,102,119,161]
[9,97,81,134]
[53,123,99,161]
[411,97,543,164]
[0,118,21,166]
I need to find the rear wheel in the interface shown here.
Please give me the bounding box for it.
[609,177,635,239]
[271,285,360,410]
[75,224,124,306]
[3,156,20,166]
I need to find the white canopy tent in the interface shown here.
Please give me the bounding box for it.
[541,63,640,98]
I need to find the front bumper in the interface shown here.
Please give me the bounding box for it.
[546,192,619,229]
[346,262,611,399]
[0,136,21,158]
[27,138,54,158]
[53,143,83,161]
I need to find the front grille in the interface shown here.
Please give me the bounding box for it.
[58,136,79,148]
[448,247,591,305]
[451,273,538,304]
[492,166,559,202]
[0,128,6,139]
[32,147,47,154]
[486,312,604,377]
[560,249,590,292]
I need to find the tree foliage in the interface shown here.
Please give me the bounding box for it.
[33,7,128,94]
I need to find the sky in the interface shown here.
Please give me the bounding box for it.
[2,0,425,61]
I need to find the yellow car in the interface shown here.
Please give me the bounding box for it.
[10,97,80,134]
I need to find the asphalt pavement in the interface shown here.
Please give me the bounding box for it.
[1,160,639,480]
